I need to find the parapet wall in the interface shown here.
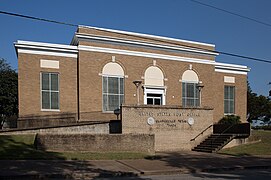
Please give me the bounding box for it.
[121,105,214,151]
[35,133,155,154]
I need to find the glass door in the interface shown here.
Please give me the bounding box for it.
[147,93,162,105]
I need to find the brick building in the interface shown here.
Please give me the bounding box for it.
[15,26,249,136]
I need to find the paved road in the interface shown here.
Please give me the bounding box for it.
[96,169,271,180]
[1,151,270,179]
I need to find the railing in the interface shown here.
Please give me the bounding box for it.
[211,123,251,151]
[190,124,213,141]
[213,123,251,135]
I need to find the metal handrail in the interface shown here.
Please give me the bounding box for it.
[211,123,236,151]
[190,124,213,141]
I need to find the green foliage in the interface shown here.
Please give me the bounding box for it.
[247,81,271,122]
[0,58,18,127]
[218,115,241,125]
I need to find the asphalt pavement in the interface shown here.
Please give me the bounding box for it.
[0,151,270,179]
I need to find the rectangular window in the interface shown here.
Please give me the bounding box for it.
[103,76,124,112]
[41,72,59,110]
[182,82,200,107]
[224,86,235,114]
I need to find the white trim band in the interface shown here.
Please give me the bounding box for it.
[79,45,215,65]
[74,33,218,56]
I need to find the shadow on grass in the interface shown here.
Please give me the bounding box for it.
[0,135,143,179]
[0,134,64,160]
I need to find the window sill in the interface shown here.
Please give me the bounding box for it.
[102,111,114,113]
[224,113,236,116]
[41,109,60,112]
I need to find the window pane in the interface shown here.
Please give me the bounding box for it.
[51,92,59,109]
[224,86,235,114]
[147,98,153,105]
[182,98,186,107]
[224,100,228,114]
[108,77,119,94]
[103,76,124,111]
[42,91,50,109]
[186,83,194,98]
[182,83,186,97]
[229,87,235,99]
[182,82,199,107]
[103,94,108,111]
[108,95,119,111]
[154,98,161,105]
[41,72,60,110]
[103,77,108,93]
[224,87,229,99]
[51,74,58,91]
[187,99,194,107]
[120,94,124,106]
[42,73,49,90]
[229,101,234,114]
[120,78,124,94]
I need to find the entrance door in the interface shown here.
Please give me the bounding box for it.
[147,93,162,105]
[144,88,165,105]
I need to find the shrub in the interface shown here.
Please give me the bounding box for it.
[218,115,241,125]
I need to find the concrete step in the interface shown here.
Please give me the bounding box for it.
[192,133,235,153]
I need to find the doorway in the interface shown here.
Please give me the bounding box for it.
[144,88,165,105]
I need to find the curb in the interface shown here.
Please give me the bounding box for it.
[0,165,270,179]
[201,165,271,173]
[0,171,140,180]
[138,165,271,176]
[0,173,73,180]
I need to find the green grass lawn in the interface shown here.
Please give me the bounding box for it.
[0,134,148,160]
[219,130,271,156]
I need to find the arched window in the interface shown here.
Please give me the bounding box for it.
[102,62,124,111]
[144,66,165,105]
[182,70,200,107]
[144,66,164,86]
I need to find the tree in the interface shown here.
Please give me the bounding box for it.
[0,58,18,128]
[247,81,271,122]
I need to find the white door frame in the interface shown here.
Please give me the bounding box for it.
[144,86,166,105]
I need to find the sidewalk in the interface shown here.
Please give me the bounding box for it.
[0,151,271,179]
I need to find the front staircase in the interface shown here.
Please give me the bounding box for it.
[192,134,235,153]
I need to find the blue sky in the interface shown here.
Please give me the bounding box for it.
[0,0,271,96]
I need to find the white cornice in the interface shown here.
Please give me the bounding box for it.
[78,45,215,65]
[16,40,77,50]
[79,25,215,47]
[215,69,248,75]
[15,40,78,58]
[215,62,250,75]
[73,33,218,56]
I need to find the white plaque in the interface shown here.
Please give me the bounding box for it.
[188,118,194,125]
[147,117,155,125]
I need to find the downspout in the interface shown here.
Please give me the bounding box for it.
[77,47,80,122]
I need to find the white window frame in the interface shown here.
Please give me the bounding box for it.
[40,72,60,111]
[102,75,124,112]
[224,86,235,115]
